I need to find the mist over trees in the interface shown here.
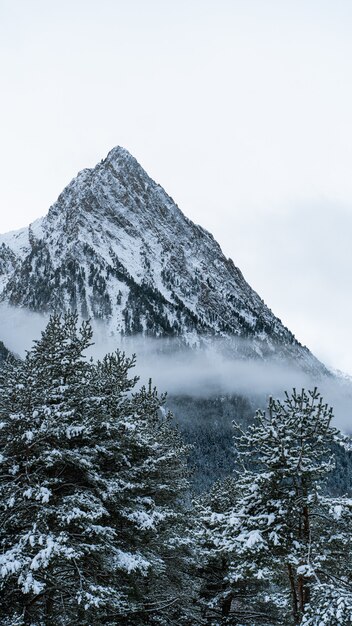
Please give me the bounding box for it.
[0,314,351,625]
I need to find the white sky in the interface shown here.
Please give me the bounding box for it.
[1,0,352,373]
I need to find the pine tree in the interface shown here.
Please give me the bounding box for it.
[0,313,194,625]
[193,477,245,624]
[228,388,340,624]
[299,494,352,625]
[86,352,196,625]
[193,388,352,625]
[193,477,280,625]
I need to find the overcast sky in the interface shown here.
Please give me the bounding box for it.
[1,0,352,373]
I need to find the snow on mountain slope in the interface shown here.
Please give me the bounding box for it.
[0,146,326,374]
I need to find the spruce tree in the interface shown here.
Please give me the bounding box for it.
[299,493,352,625]
[0,314,193,625]
[194,388,352,625]
[225,388,337,623]
[193,477,279,625]
[86,352,195,625]
[193,477,254,624]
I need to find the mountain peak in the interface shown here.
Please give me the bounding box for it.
[105,145,134,163]
[103,146,144,178]
[97,145,159,201]
[0,147,327,375]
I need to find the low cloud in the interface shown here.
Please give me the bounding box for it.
[0,304,49,358]
[0,304,351,432]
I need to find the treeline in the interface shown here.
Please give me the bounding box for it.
[0,314,351,625]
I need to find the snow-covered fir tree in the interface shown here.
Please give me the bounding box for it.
[193,477,239,623]
[194,388,352,625]
[2,314,352,626]
[299,493,352,625]
[86,351,196,625]
[229,388,338,623]
[0,313,194,626]
[193,476,281,625]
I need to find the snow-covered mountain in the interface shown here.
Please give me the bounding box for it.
[0,146,325,374]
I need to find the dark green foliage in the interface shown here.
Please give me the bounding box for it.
[0,314,195,626]
[168,393,352,496]
[193,389,352,626]
[123,281,176,336]
[325,441,352,496]
[0,340,11,365]
[167,394,255,492]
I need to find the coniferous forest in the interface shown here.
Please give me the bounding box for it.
[1,314,352,626]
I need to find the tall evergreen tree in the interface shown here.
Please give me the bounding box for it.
[0,314,193,625]
[193,476,269,625]
[229,388,338,623]
[299,493,352,625]
[194,388,352,625]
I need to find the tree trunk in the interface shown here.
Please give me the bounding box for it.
[221,593,233,618]
[44,591,54,626]
[287,563,299,624]
[297,575,304,614]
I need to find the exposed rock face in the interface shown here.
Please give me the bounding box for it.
[0,146,325,374]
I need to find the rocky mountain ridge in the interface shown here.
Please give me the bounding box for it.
[0,146,325,374]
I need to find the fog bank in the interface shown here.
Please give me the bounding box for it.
[0,304,351,431]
